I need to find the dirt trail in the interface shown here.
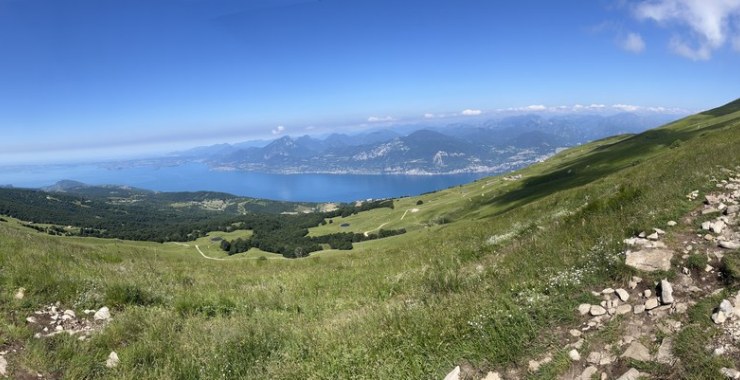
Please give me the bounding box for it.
[363,223,389,237]
[400,210,409,220]
[195,245,227,261]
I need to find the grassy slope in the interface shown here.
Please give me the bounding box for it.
[0,99,739,379]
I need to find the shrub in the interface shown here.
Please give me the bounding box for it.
[686,254,708,271]
[721,254,740,284]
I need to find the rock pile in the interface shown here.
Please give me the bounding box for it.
[701,189,740,250]
[25,304,112,341]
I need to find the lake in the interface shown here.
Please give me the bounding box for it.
[0,162,492,202]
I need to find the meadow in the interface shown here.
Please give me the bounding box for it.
[1,99,739,379]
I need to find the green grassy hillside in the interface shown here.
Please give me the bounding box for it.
[1,98,739,379]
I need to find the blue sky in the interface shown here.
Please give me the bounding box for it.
[1,0,739,164]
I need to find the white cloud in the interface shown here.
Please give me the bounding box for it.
[612,104,641,112]
[635,0,740,60]
[461,109,482,116]
[620,32,646,53]
[424,113,437,119]
[525,105,547,111]
[367,116,394,122]
[669,36,713,59]
[271,125,285,135]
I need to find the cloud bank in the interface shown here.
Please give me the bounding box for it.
[367,116,394,122]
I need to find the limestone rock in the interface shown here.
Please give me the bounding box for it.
[586,351,615,366]
[590,305,607,316]
[0,356,7,377]
[616,288,630,302]
[647,232,660,241]
[616,368,641,380]
[572,338,584,349]
[94,307,111,321]
[578,366,598,380]
[14,287,25,300]
[720,299,735,317]
[616,304,632,315]
[712,311,728,324]
[622,342,651,361]
[645,298,660,310]
[721,368,740,379]
[667,220,677,226]
[527,355,552,372]
[443,366,460,380]
[625,249,673,272]
[711,221,727,234]
[719,241,740,250]
[481,372,502,380]
[578,304,591,315]
[660,279,674,304]
[569,329,582,337]
[656,337,675,364]
[106,351,120,369]
[568,349,581,361]
[633,304,645,314]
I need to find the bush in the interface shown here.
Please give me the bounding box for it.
[686,254,708,271]
[416,200,424,205]
[721,254,740,284]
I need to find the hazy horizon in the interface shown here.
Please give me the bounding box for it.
[2,0,740,164]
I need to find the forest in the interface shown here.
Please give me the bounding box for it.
[0,187,405,258]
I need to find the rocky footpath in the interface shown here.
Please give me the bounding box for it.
[444,169,740,379]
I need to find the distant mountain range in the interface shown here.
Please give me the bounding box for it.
[172,112,682,175]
